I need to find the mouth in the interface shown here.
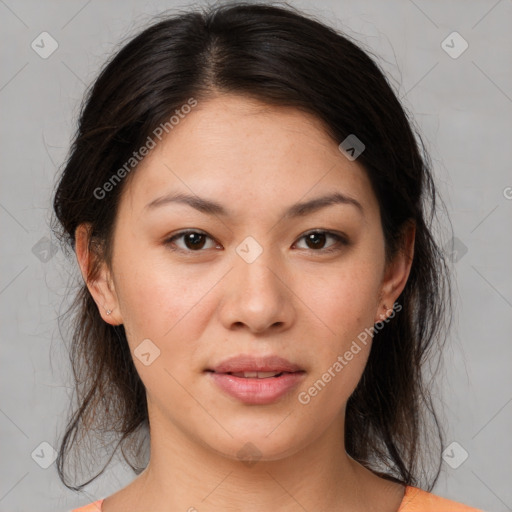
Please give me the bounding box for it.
[205,355,306,405]
[206,370,298,378]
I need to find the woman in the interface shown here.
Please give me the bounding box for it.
[52,3,483,511]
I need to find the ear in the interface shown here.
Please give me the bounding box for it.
[75,223,123,325]
[375,221,415,323]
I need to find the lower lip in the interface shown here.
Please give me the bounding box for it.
[208,372,305,405]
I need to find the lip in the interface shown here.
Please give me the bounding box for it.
[208,354,303,373]
[206,354,305,405]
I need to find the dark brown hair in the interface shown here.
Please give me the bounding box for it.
[52,1,451,492]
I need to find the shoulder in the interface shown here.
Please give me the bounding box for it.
[70,499,104,512]
[68,488,486,512]
[398,486,485,512]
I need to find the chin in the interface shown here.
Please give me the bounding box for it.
[197,421,315,465]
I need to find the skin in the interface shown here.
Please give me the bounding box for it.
[75,94,415,512]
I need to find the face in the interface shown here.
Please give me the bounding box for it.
[78,94,412,462]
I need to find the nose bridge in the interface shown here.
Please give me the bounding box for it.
[234,232,281,282]
[239,249,280,293]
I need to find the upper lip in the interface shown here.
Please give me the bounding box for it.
[207,355,304,373]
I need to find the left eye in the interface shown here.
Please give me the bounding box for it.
[294,230,347,252]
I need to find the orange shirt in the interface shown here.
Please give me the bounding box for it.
[397,486,484,511]
[70,485,485,511]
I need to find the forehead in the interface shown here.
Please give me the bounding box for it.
[119,94,376,220]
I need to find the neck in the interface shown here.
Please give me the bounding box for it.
[127,410,389,512]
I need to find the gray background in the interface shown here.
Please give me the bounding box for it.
[1,0,511,511]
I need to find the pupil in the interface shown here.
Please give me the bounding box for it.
[307,232,325,249]
[186,233,205,250]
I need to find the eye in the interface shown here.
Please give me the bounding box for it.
[164,229,348,254]
[164,230,220,252]
[293,230,348,253]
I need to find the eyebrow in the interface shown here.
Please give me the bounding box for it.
[144,191,364,218]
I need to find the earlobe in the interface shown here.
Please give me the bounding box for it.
[74,223,123,325]
[376,221,415,323]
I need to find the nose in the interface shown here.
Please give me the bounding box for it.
[217,249,295,335]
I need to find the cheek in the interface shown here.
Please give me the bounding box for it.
[113,256,219,411]
[113,251,216,356]
[299,259,383,343]
[290,250,383,408]
[294,265,379,418]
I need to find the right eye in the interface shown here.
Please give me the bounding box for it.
[164,230,221,252]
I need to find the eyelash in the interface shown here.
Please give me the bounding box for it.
[163,229,349,255]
